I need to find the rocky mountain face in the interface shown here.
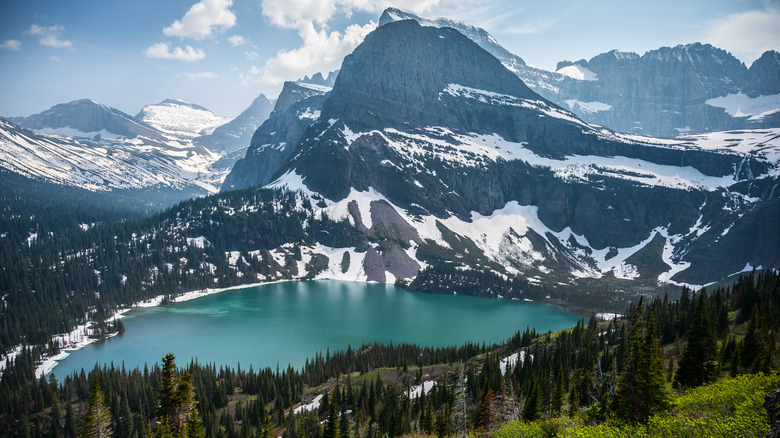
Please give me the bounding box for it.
[380,9,780,138]
[553,44,779,136]
[223,19,779,290]
[222,81,330,191]
[195,94,275,154]
[378,8,526,72]
[746,50,780,97]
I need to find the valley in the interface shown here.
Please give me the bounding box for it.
[0,3,779,437]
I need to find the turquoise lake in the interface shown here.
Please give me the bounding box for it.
[49,280,579,377]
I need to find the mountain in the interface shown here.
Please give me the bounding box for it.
[134,99,229,139]
[12,99,162,140]
[553,44,779,136]
[0,116,225,195]
[227,18,778,289]
[379,9,780,137]
[222,81,330,191]
[194,94,275,154]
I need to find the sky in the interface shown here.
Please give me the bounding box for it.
[0,0,778,119]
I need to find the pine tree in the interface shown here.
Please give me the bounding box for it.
[435,410,451,438]
[82,380,113,438]
[521,381,539,421]
[551,371,564,414]
[675,293,718,388]
[116,395,134,438]
[323,385,341,438]
[476,389,495,432]
[64,403,77,438]
[614,298,670,423]
[157,353,178,422]
[741,307,762,370]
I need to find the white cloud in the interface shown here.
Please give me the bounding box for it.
[185,71,218,80]
[26,24,72,49]
[228,35,248,46]
[144,42,206,61]
[0,40,21,51]
[261,0,440,29]
[261,21,376,84]
[702,4,780,64]
[164,0,237,40]
[244,51,259,60]
[258,0,443,83]
[240,65,263,86]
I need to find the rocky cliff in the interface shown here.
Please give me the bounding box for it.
[221,82,329,191]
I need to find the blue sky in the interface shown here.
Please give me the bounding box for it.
[1,0,778,118]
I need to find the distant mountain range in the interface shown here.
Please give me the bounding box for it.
[1,92,275,202]
[381,8,780,138]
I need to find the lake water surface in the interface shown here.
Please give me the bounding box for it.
[50,280,579,377]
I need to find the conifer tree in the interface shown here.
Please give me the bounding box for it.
[323,385,341,438]
[64,403,77,438]
[476,389,495,432]
[82,380,113,438]
[614,298,670,423]
[675,293,718,388]
[451,364,468,438]
[741,307,761,370]
[521,381,540,422]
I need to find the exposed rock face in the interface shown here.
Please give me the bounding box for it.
[553,44,752,136]
[746,50,780,97]
[195,93,275,153]
[221,82,328,191]
[14,99,161,139]
[378,8,526,71]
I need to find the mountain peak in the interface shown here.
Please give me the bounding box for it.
[135,99,228,138]
[378,7,525,69]
[322,19,537,129]
[12,99,158,139]
[156,98,212,112]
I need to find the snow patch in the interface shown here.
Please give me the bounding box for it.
[564,99,612,114]
[556,65,598,81]
[705,92,780,120]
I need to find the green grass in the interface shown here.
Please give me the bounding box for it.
[492,372,779,438]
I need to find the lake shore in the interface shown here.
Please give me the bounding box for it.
[0,279,290,378]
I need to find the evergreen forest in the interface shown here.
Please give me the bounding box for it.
[0,270,778,437]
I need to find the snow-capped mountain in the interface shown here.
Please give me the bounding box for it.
[225,18,779,289]
[135,99,230,139]
[380,9,780,137]
[12,99,163,140]
[2,98,251,198]
[0,117,225,194]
